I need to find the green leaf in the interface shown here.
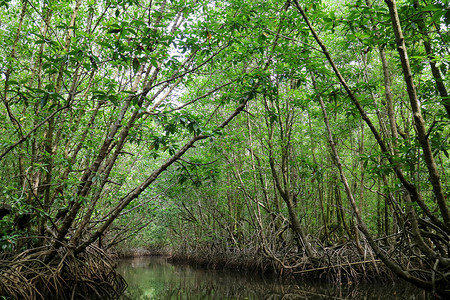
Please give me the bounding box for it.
[108,28,122,34]
[96,41,111,48]
[40,94,49,108]
[421,4,441,11]
[131,19,147,27]
[150,58,158,67]
[132,57,140,73]
[445,10,450,25]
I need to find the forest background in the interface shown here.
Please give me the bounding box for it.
[0,0,449,298]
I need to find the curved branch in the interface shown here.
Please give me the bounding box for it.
[0,105,69,161]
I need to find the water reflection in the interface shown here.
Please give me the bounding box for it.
[117,256,429,300]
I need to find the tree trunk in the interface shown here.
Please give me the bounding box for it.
[384,0,449,228]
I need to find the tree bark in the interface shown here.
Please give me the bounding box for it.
[384,0,449,227]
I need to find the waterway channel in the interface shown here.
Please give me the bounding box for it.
[117,256,432,299]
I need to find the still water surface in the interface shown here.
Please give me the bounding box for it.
[117,256,430,299]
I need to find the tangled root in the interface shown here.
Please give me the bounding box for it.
[0,244,126,300]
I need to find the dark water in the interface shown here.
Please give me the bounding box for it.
[117,256,431,299]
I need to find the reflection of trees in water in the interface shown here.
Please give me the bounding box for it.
[119,258,428,299]
[121,256,171,268]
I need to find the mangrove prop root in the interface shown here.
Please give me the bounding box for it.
[0,244,126,300]
[170,227,450,288]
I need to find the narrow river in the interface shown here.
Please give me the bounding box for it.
[117,256,430,299]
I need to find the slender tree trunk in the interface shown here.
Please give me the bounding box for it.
[293,0,447,232]
[74,93,254,254]
[315,69,437,292]
[384,0,449,227]
[264,95,315,258]
[306,108,328,242]
[412,1,450,119]
[294,0,450,294]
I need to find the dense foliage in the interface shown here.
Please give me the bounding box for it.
[0,0,449,297]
